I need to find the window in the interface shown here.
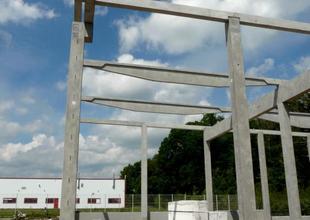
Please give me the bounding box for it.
[76,198,80,204]
[3,198,16,204]
[87,198,101,204]
[108,198,121,204]
[24,198,37,204]
[45,198,58,204]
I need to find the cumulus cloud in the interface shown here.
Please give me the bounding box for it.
[246,58,275,77]
[116,0,310,54]
[294,56,310,73]
[0,0,56,25]
[55,81,67,92]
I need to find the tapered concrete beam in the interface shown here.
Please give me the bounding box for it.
[80,118,310,137]
[257,132,271,220]
[84,0,95,42]
[95,0,310,34]
[81,96,231,115]
[259,112,310,129]
[278,102,301,220]
[84,59,284,87]
[226,17,256,220]
[205,70,310,141]
[74,0,82,21]
[60,22,85,220]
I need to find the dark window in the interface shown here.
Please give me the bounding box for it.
[76,198,80,204]
[24,198,37,204]
[45,198,57,204]
[87,198,101,204]
[3,198,16,204]
[108,198,121,204]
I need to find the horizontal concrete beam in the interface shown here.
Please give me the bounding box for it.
[84,0,95,42]
[84,59,284,87]
[80,118,310,137]
[259,111,310,129]
[95,0,310,34]
[81,96,231,115]
[205,70,310,140]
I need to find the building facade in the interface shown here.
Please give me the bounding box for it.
[0,177,125,209]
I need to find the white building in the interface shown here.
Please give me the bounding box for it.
[0,177,125,209]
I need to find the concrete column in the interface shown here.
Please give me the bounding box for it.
[141,124,148,220]
[307,135,310,162]
[226,17,256,220]
[60,22,85,220]
[203,129,213,211]
[257,132,271,220]
[278,102,302,220]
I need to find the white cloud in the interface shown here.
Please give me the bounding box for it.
[0,30,12,48]
[95,7,108,16]
[294,56,310,73]
[0,100,14,114]
[0,134,55,161]
[116,0,310,54]
[55,81,67,92]
[246,58,275,77]
[64,0,74,7]
[0,0,56,25]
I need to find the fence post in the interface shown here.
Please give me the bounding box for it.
[158,194,161,211]
[131,194,134,212]
[171,194,174,202]
[184,194,186,200]
[228,194,231,211]
[216,195,218,211]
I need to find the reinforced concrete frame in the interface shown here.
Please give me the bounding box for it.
[60,0,310,219]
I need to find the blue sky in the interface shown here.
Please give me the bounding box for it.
[0,0,309,178]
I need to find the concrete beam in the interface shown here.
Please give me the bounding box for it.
[60,22,85,220]
[226,17,256,220]
[74,0,82,21]
[259,112,310,129]
[95,0,310,34]
[203,130,213,211]
[84,59,284,87]
[81,96,231,115]
[205,70,310,141]
[257,132,271,220]
[84,0,95,42]
[278,102,301,220]
[80,118,310,137]
[141,124,148,220]
[308,136,310,162]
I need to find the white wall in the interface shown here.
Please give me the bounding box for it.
[0,178,125,209]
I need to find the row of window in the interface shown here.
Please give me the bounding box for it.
[2,198,121,204]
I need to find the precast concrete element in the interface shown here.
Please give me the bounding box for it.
[81,96,230,115]
[258,112,310,129]
[84,59,284,87]
[141,124,148,220]
[226,17,256,220]
[95,0,310,34]
[203,130,213,211]
[278,102,302,220]
[77,212,168,220]
[205,70,310,141]
[257,132,271,220]
[60,22,85,220]
[308,135,310,162]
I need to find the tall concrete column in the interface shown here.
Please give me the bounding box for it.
[278,102,302,220]
[203,129,213,211]
[257,132,271,220]
[226,17,256,220]
[141,124,148,220]
[60,22,85,220]
[307,135,310,162]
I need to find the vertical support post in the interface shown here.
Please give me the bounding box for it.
[141,124,148,220]
[132,194,134,212]
[158,194,161,211]
[257,132,271,220]
[60,22,85,220]
[226,17,256,220]
[216,195,218,211]
[203,129,214,211]
[278,102,302,220]
[228,194,231,211]
[307,135,310,162]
